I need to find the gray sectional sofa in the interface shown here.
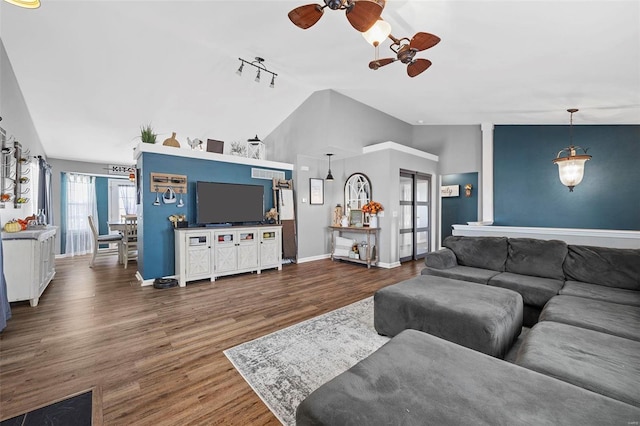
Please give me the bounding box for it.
[422,236,640,326]
[296,236,640,425]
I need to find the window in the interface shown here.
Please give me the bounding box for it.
[63,173,97,255]
[108,179,136,222]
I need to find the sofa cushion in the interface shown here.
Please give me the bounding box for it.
[563,245,640,290]
[296,329,640,426]
[443,236,508,272]
[506,238,567,280]
[421,265,500,284]
[561,281,640,307]
[540,295,640,342]
[489,272,563,308]
[423,248,457,269]
[516,321,640,408]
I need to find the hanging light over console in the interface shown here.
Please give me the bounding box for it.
[325,153,334,181]
[552,108,591,192]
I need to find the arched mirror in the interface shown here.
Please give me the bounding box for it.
[344,173,371,213]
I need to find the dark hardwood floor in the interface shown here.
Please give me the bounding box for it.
[0,254,424,425]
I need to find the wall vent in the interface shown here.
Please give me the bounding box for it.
[252,168,285,181]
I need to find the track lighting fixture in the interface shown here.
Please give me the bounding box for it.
[236,57,278,88]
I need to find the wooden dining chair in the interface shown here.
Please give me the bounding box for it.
[122,216,138,269]
[88,215,123,267]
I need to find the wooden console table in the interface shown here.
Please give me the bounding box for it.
[329,226,379,268]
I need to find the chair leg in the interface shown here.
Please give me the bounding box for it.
[90,247,97,268]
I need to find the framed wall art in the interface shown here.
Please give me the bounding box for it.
[310,178,324,205]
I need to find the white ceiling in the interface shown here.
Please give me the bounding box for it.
[1,0,639,165]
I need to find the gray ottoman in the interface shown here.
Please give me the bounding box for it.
[374,275,523,358]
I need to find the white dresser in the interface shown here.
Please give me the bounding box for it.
[2,227,57,307]
[175,225,282,287]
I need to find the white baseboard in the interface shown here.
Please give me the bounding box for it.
[297,254,332,263]
[377,261,401,269]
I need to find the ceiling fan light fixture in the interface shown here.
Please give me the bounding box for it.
[236,62,244,76]
[270,75,275,88]
[362,18,391,47]
[255,69,261,83]
[3,0,40,8]
[552,109,592,192]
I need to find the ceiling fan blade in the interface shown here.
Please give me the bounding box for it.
[288,4,324,29]
[369,57,395,70]
[409,32,441,52]
[407,58,432,77]
[346,0,385,32]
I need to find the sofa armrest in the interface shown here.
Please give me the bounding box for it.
[424,248,457,269]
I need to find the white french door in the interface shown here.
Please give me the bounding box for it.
[399,170,431,262]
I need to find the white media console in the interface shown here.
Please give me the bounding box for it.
[174,225,282,287]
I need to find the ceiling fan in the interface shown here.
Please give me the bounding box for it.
[369,32,441,77]
[288,0,385,32]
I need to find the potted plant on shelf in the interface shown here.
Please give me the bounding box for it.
[140,124,157,144]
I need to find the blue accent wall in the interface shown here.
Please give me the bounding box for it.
[441,173,478,242]
[138,152,292,280]
[494,125,640,230]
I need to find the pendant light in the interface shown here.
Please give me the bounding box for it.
[325,153,334,181]
[552,108,591,192]
[3,0,40,8]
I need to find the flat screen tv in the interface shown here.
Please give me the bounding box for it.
[196,181,264,225]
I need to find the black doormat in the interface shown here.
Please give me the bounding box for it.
[1,390,92,426]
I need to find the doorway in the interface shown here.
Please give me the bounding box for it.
[399,170,431,262]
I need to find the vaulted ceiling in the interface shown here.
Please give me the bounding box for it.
[1,1,638,165]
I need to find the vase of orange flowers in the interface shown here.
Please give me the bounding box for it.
[361,201,383,228]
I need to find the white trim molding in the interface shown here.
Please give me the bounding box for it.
[362,141,439,162]
[481,123,494,223]
[452,225,640,249]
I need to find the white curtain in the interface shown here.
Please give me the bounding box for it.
[118,184,137,215]
[64,173,98,256]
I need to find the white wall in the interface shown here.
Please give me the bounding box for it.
[0,39,47,227]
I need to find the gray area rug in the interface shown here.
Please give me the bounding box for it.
[224,297,389,425]
[225,297,528,425]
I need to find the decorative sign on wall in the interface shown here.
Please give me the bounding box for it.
[441,185,460,197]
[108,165,135,176]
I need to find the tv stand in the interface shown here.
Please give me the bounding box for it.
[175,225,282,286]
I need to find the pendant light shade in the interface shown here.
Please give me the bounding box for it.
[325,153,334,181]
[552,109,591,192]
[3,0,40,8]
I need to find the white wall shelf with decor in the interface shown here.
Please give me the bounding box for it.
[134,142,294,171]
[175,225,282,286]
